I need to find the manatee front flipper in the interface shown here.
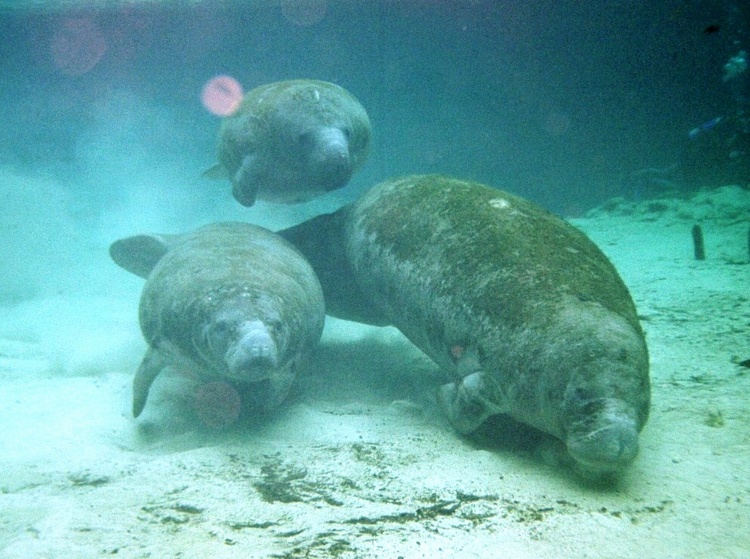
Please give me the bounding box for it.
[109,235,171,279]
[265,365,296,411]
[439,371,504,434]
[232,154,262,207]
[132,347,167,417]
[202,163,228,180]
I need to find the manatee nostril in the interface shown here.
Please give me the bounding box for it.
[246,340,277,363]
[225,324,279,379]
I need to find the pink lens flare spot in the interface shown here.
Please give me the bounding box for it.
[281,0,327,27]
[193,381,242,429]
[450,345,465,360]
[201,75,243,116]
[50,17,107,76]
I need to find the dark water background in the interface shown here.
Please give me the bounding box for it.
[0,0,744,219]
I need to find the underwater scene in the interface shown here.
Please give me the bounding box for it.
[1,0,749,557]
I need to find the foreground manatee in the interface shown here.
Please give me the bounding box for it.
[280,175,650,477]
[110,222,325,420]
[204,79,371,206]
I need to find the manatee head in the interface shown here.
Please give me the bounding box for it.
[490,289,646,480]
[227,121,359,206]
[557,322,650,477]
[196,292,288,383]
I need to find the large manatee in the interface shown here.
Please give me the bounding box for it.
[280,175,650,478]
[204,79,371,206]
[110,222,325,421]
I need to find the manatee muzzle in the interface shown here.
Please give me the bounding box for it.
[224,320,279,381]
[309,127,352,189]
[565,406,640,476]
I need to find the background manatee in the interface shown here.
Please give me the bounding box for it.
[110,222,325,421]
[205,79,371,206]
[280,175,651,478]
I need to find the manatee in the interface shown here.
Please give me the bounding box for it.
[110,222,325,420]
[280,175,650,478]
[204,79,371,206]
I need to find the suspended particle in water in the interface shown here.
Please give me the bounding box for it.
[544,111,572,137]
[50,17,107,76]
[281,0,327,27]
[201,75,243,116]
[450,345,465,360]
[193,381,242,429]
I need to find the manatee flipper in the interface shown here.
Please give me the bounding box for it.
[133,346,167,417]
[232,154,261,207]
[265,364,296,411]
[202,164,228,180]
[109,235,171,279]
[439,371,502,434]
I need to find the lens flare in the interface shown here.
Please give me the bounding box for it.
[50,17,107,76]
[281,0,327,27]
[201,75,243,116]
[193,381,242,428]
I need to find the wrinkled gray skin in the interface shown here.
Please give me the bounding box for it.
[206,79,371,206]
[110,222,325,418]
[280,175,650,478]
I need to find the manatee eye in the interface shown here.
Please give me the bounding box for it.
[266,319,285,338]
[342,127,352,140]
[204,319,233,354]
[297,131,314,148]
[216,319,232,333]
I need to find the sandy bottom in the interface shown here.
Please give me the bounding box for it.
[1,187,749,558]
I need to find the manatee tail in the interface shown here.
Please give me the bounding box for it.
[278,208,389,326]
[132,347,166,417]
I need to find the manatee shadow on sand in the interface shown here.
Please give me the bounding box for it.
[306,332,633,486]
[298,332,445,409]
[468,415,633,487]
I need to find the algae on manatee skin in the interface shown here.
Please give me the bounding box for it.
[354,175,642,334]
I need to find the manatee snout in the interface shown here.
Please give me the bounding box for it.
[565,399,641,476]
[305,127,353,189]
[225,320,279,381]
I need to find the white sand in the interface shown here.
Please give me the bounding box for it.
[1,184,749,558]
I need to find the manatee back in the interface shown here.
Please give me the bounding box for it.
[346,175,642,337]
